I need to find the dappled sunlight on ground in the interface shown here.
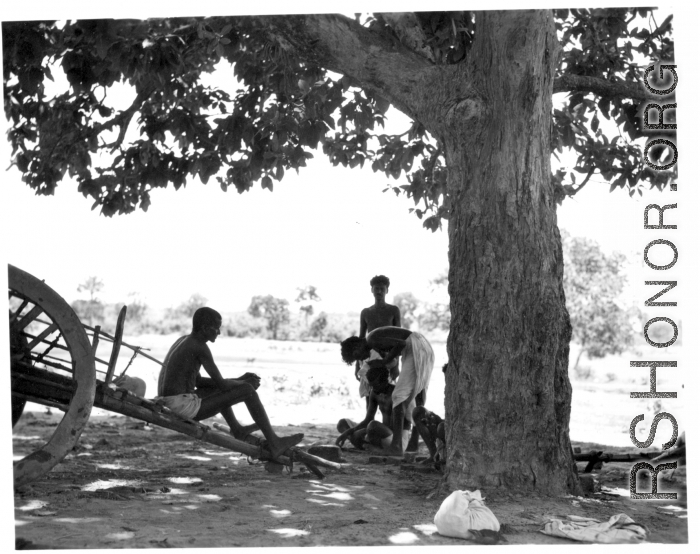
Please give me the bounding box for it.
[267,528,310,538]
[600,486,631,497]
[413,523,438,535]
[17,500,48,511]
[81,479,143,491]
[657,505,688,519]
[262,504,294,518]
[306,498,345,507]
[313,491,353,501]
[95,463,135,470]
[177,454,211,461]
[388,530,420,544]
[305,481,355,506]
[270,509,292,518]
[167,476,203,485]
[53,518,103,524]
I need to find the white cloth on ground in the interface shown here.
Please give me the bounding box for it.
[434,490,500,539]
[391,332,434,423]
[540,514,647,543]
[153,393,202,420]
[358,349,398,397]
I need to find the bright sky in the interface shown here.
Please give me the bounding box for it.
[1,1,690,316]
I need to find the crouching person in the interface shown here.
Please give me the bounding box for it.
[412,406,445,466]
[155,307,303,460]
[336,366,412,452]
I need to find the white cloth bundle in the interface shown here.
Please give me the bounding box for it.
[434,490,500,539]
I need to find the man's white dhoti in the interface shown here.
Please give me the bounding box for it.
[391,332,434,424]
[154,393,202,419]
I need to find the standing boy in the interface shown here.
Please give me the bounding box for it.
[356,275,401,396]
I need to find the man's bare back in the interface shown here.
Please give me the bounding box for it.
[158,335,208,397]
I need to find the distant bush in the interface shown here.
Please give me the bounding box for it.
[223,312,267,338]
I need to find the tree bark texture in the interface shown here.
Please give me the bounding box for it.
[261,10,580,495]
[441,11,579,495]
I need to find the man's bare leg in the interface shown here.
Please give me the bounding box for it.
[406,427,420,453]
[365,420,392,450]
[197,385,303,459]
[196,384,259,439]
[406,391,426,452]
[412,406,438,462]
[220,406,259,439]
[382,401,405,456]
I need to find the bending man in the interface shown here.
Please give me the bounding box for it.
[156,307,303,460]
[341,326,434,456]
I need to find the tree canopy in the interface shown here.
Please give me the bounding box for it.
[247,294,290,340]
[3,10,675,227]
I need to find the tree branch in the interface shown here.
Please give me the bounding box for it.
[96,88,153,152]
[251,14,434,123]
[554,74,652,101]
[379,13,435,63]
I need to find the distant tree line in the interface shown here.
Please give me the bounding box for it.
[70,281,355,342]
[70,235,672,353]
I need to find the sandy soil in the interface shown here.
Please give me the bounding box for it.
[12,411,688,549]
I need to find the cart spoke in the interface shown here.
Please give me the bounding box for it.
[26,322,59,350]
[11,304,43,332]
[9,298,29,324]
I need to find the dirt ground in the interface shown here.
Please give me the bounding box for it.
[11,411,688,549]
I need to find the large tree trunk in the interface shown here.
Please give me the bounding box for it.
[441,11,580,495]
[258,9,579,495]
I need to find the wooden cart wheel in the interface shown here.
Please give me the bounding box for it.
[8,264,96,487]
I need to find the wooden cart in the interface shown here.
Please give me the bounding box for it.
[8,264,343,487]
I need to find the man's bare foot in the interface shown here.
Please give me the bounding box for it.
[269,433,305,459]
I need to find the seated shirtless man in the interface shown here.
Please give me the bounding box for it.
[156,307,303,460]
[336,366,411,451]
